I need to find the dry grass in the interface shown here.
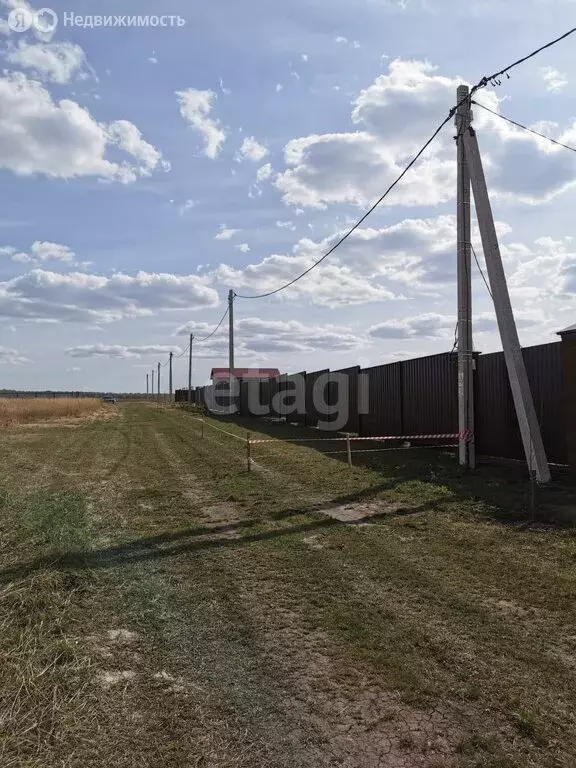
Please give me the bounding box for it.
[0,404,575,767]
[0,398,103,426]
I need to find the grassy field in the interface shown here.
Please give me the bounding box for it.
[0,397,104,426]
[0,402,575,767]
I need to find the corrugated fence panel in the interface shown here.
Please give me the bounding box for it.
[306,369,329,428]
[332,366,360,433]
[239,381,249,417]
[476,343,567,463]
[475,352,518,459]
[260,380,272,416]
[524,343,566,464]
[286,372,307,423]
[359,363,403,436]
[402,353,458,437]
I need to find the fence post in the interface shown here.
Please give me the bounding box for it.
[346,433,353,468]
[247,431,252,472]
[201,415,205,439]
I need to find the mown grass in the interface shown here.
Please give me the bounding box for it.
[0,403,575,767]
[0,397,103,426]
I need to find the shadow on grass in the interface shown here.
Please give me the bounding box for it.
[201,412,576,529]
[0,487,440,585]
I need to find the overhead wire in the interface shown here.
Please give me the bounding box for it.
[194,306,229,343]
[472,101,576,153]
[173,343,191,360]
[233,115,454,299]
[232,27,576,301]
[471,243,493,300]
[473,26,576,88]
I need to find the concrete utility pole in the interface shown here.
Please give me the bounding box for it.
[463,123,551,483]
[169,352,173,398]
[188,333,194,403]
[228,289,235,373]
[456,85,476,469]
[146,373,149,396]
[157,362,161,403]
[151,369,155,397]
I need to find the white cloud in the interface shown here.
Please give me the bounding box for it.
[1,240,78,265]
[276,131,455,209]
[334,36,348,43]
[213,236,397,307]
[540,66,568,93]
[301,54,308,62]
[236,243,250,253]
[0,345,29,364]
[30,241,75,263]
[176,316,360,355]
[274,58,576,210]
[276,220,296,230]
[176,88,226,159]
[178,199,196,215]
[4,40,87,84]
[351,59,459,150]
[369,313,455,340]
[275,84,283,92]
[66,344,182,359]
[238,136,269,162]
[0,71,167,182]
[256,163,273,182]
[0,269,219,324]
[107,120,170,174]
[215,226,240,241]
[149,57,158,64]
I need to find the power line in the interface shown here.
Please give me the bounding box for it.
[174,343,191,360]
[233,27,576,301]
[472,101,576,153]
[473,27,576,90]
[195,306,229,343]
[234,115,454,299]
[471,243,493,299]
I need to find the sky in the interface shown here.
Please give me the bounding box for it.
[0,0,575,392]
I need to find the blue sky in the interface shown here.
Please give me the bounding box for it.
[0,0,575,392]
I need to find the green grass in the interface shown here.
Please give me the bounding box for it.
[0,403,575,767]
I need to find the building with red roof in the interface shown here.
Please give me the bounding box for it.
[210,368,280,382]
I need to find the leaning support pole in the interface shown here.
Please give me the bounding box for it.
[456,86,476,469]
[463,126,551,483]
[246,431,251,472]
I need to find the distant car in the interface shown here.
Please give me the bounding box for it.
[102,396,118,404]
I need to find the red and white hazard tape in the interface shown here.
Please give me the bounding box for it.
[250,431,472,445]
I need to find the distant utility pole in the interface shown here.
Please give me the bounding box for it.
[151,369,155,397]
[169,351,173,398]
[146,373,149,396]
[157,361,161,403]
[456,85,475,470]
[188,333,194,403]
[228,289,235,372]
[460,90,551,483]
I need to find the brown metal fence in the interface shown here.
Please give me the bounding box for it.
[401,353,458,437]
[475,342,567,464]
[305,369,329,428]
[359,362,403,436]
[175,341,568,466]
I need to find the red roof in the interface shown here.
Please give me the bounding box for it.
[211,368,280,380]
